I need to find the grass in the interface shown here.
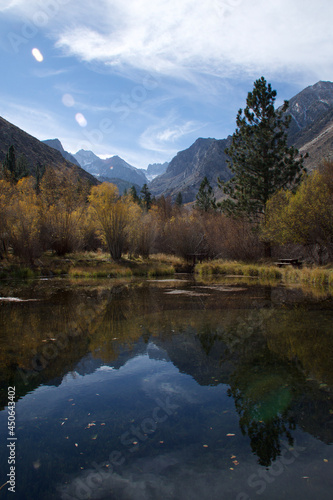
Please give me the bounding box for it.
[196,259,333,288]
[1,251,332,286]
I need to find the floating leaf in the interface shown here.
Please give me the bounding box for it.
[75,443,78,447]
[227,433,235,437]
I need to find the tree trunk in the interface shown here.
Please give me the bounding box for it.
[264,241,272,258]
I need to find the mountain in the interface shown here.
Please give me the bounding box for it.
[149,137,233,203]
[42,139,80,166]
[285,81,333,168]
[0,116,98,184]
[144,162,169,181]
[74,150,148,187]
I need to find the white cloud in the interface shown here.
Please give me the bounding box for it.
[50,0,333,84]
[140,115,205,153]
[2,0,333,84]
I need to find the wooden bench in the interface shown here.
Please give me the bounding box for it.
[275,258,303,268]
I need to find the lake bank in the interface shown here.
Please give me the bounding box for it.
[1,252,333,290]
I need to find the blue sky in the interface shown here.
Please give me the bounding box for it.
[1,0,333,169]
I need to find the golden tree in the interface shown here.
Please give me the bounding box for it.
[88,183,139,260]
[39,168,89,255]
[8,177,41,262]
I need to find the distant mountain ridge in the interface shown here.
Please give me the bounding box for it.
[143,162,169,181]
[73,150,148,188]
[42,139,80,166]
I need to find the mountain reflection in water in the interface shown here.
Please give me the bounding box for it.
[0,278,332,499]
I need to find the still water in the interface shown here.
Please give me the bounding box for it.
[0,276,333,500]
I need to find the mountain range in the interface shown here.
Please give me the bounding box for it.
[1,80,333,200]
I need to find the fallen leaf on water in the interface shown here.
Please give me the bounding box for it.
[233,460,239,466]
[92,435,98,440]
[230,468,234,471]
[227,433,235,437]
[75,443,78,447]
[85,422,96,429]
[231,455,236,459]
[324,459,328,463]
[203,445,209,448]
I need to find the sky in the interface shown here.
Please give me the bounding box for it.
[1,0,333,169]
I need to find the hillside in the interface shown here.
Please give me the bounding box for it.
[0,116,98,185]
[149,137,233,202]
[286,80,333,169]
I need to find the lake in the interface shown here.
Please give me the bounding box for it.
[0,276,333,500]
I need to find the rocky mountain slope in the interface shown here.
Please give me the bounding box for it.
[149,137,233,203]
[42,138,80,166]
[286,81,333,168]
[0,116,98,184]
[74,150,148,187]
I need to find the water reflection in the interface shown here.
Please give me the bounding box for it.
[0,278,333,498]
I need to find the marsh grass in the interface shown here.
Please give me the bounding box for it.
[196,260,332,288]
[67,252,178,279]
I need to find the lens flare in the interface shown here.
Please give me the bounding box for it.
[32,48,43,62]
[75,113,87,127]
[62,94,75,107]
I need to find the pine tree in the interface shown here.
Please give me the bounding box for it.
[2,145,16,182]
[175,192,183,206]
[16,153,30,181]
[219,77,307,221]
[195,176,216,212]
[129,185,139,203]
[140,183,152,211]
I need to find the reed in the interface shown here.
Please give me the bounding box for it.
[196,260,332,288]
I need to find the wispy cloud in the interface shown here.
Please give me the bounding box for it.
[140,114,205,153]
[51,0,333,84]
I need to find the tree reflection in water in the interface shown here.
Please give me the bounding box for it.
[227,353,300,466]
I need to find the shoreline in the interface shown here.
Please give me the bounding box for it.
[0,252,332,289]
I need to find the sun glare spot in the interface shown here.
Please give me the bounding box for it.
[75,113,87,127]
[32,48,44,62]
[62,94,75,107]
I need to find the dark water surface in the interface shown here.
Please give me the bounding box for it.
[0,277,333,499]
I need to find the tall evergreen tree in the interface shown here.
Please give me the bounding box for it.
[195,176,216,212]
[175,192,183,206]
[2,145,16,182]
[219,77,307,221]
[129,185,139,203]
[140,183,152,211]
